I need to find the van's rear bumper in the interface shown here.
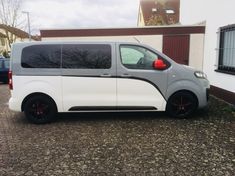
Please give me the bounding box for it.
[9,97,21,112]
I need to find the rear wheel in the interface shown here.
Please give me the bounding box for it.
[166,91,198,118]
[24,95,57,124]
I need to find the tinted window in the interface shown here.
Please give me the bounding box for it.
[120,45,159,70]
[21,45,61,68]
[62,44,111,69]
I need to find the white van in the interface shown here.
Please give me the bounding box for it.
[9,42,210,124]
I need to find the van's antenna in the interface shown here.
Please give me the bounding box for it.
[133,37,141,43]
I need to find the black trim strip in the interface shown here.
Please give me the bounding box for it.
[215,69,235,76]
[69,106,157,111]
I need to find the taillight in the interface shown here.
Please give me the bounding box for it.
[8,71,13,90]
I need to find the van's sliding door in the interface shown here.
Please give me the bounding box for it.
[61,43,116,112]
[116,44,167,111]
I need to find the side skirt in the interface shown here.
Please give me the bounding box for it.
[69,106,157,111]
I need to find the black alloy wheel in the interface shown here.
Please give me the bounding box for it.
[24,95,57,124]
[166,91,198,118]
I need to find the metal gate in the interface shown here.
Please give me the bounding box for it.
[163,35,190,65]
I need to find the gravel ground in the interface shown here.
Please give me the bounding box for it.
[0,84,234,176]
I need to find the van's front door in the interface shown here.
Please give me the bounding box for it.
[61,43,116,111]
[116,44,168,111]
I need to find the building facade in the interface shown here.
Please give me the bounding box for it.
[0,24,38,55]
[138,0,180,26]
[180,0,235,105]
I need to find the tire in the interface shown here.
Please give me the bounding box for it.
[24,95,57,124]
[166,91,198,118]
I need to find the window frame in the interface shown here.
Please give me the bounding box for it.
[217,24,235,75]
[0,38,5,46]
[119,44,170,71]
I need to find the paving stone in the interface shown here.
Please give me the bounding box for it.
[0,84,234,175]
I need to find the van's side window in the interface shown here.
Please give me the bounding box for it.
[62,44,111,69]
[120,45,159,69]
[21,45,61,68]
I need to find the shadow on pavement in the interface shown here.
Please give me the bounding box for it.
[13,108,210,125]
[56,110,206,123]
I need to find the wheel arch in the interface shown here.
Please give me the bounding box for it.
[21,92,58,112]
[167,89,199,108]
[166,79,201,101]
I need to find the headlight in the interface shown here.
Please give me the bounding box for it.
[194,71,207,79]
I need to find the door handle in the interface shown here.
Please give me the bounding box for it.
[121,73,131,78]
[100,73,111,77]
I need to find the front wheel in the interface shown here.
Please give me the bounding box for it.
[166,91,198,118]
[24,95,57,124]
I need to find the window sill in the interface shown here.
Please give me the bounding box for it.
[215,69,235,75]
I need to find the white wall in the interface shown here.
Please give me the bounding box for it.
[181,0,235,93]
[42,35,163,52]
[189,34,205,70]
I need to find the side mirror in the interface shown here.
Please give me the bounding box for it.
[153,59,167,70]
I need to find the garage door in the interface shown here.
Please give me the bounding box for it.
[163,35,190,65]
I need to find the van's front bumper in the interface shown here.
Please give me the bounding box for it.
[206,88,210,102]
[198,79,210,108]
[9,97,21,112]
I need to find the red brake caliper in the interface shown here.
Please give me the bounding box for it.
[36,103,43,115]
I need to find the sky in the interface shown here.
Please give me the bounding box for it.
[21,0,140,34]
[19,0,235,35]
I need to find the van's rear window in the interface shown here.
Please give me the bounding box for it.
[21,45,61,68]
[62,44,111,69]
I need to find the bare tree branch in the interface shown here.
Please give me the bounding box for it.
[0,0,22,48]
